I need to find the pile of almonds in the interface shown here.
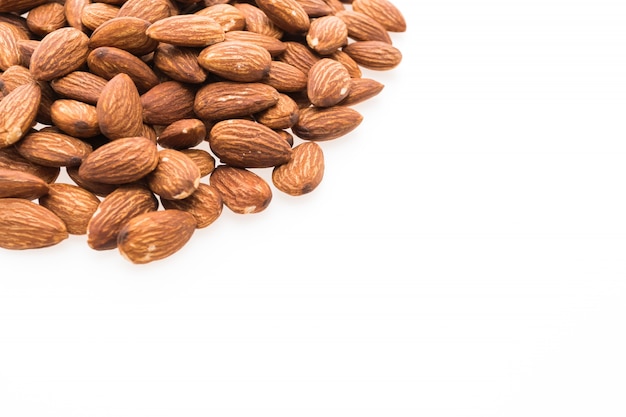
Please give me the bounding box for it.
[0,0,405,264]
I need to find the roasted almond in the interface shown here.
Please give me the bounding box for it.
[117,209,197,264]
[306,15,348,55]
[352,0,407,32]
[141,81,196,125]
[261,61,308,93]
[97,73,144,140]
[15,130,93,167]
[292,106,363,141]
[307,58,351,107]
[338,77,384,106]
[152,43,207,84]
[50,71,107,105]
[64,0,89,33]
[210,165,272,214]
[147,149,201,200]
[161,182,223,228]
[0,22,28,71]
[0,198,68,250]
[87,46,160,93]
[50,99,100,139]
[66,165,118,197]
[29,27,90,81]
[198,40,272,82]
[255,93,300,130]
[342,41,402,71]
[146,15,225,47]
[38,183,100,235]
[279,41,320,75]
[194,81,280,120]
[80,3,119,31]
[0,82,41,149]
[89,17,158,56]
[272,141,324,196]
[296,0,334,17]
[0,0,49,14]
[256,0,310,34]
[157,119,206,150]
[0,168,49,200]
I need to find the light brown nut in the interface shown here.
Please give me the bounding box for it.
[0,22,29,71]
[0,168,49,200]
[89,17,158,56]
[292,106,363,141]
[296,0,334,17]
[0,198,68,250]
[0,0,48,14]
[87,46,160,94]
[78,136,158,184]
[276,129,294,147]
[152,44,207,84]
[198,41,272,82]
[307,58,351,107]
[64,0,90,33]
[97,73,144,140]
[0,65,33,96]
[0,81,41,149]
[141,81,196,125]
[0,11,30,33]
[141,124,158,143]
[26,3,66,37]
[195,4,245,32]
[335,10,392,44]
[16,39,39,68]
[179,148,215,177]
[210,165,272,214]
[0,146,60,183]
[147,149,201,200]
[194,81,279,121]
[342,41,402,70]
[233,2,283,39]
[146,15,225,47]
[117,209,197,264]
[261,61,308,93]
[352,0,406,32]
[39,183,100,235]
[306,15,348,55]
[256,0,310,34]
[272,141,324,196]
[322,0,346,14]
[161,182,223,228]
[157,119,206,150]
[279,41,320,75]
[209,119,292,168]
[86,184,158,250]
[117,0,172,23]
[29,27,90,81]
[50,99,100,139]
[15,130,93,167]
[50,71,107,105]
[255,93,300,130]
[223,30,286,56]
[338,77,384,106]
[330,50,362,78]
[80,3,119,31]
[66,165,118,197]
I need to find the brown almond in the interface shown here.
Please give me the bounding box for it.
[279,41,320,75]
[30,27,90,81]
[152,44,207,84]
[342,40,402,70]
[66,165,118,197]
[26,3,66,37]
[272,141,324,196]
[64,0,90,33]
[15,130,93,167]
[0,198,68,250]
[97,73,144,140]
[117,0,172,23]
[255,93,300,130]
[233,3,283,39]
[194,81,279,120]
[336,10,392,44]
[307,58,351,107]
[0,168,49,200]
[352,0,406,32]
[50,71,107,105]
[261,61,308,93]
[209,119,292,168]
[223,30,286,56]
[87,46,160,93]
[292,106,363,141]
[50,99,100,139]
[160,182,223,229]
[198,41,272,82]
[86,184,158,250]
[0,146,60,183]
[195,4,245,32]
[296,0,334,17]
[89,17,158,56]
[338,77,384,106]
[147,149,201,200]
[141,81,196,125]
[38,183,100,235]
[306,15,348,55]
[210,165,272,214]
[256,0,310,34]
[0,65,33,96]
[179,148,215,177]
[322,0,345,14]
[0,1,48,14]
[0,82,42,149]
[117,209,196,264]
[80,3,119,31]
[146,15,225,47]
[0,22,28,71]
[330,49,362,78]
[157,119,206,150]
[78,136,158,184]
[16,39,39,68]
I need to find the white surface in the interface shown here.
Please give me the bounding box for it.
[2,1,626,415]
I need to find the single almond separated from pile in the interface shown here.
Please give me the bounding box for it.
[0,0,406,264]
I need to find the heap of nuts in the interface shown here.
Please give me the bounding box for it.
[0,0,406,264]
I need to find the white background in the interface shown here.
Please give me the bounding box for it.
[2,0,626,415]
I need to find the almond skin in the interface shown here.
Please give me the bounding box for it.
[89,17,158,56]
[209,119,292,168]
[146,15,225,47]
[342,41,403,71]
[161,183,223,228]
[29,27,90,81]
[194,81,279,121]
[26,2,66,37]
[78,136,159,184]
[50,71,107,105]
[0,168,49,200]
[147,149,201,200]
[279,41,320,75]
[198,40,272,82]
[66,165,118,197]
[292,106,363,141]
[0,82,41,149]
[210,165,272,214]
[307,58,351,107]
[15,130,93,167]
[64,0,89,33]
[272,141,324,196]
[338,77,384,106]
[157,119,206,150]
[117,209,197,264]
[86,184,158,250]
[50,99,100,139]
[255,0,310,34]
[255,93,300,130]
[0,198,68,250]
[261,61,308,93]
[0,0,49,14]
[141,81,196,125]
[80,3,119,32]
[306,15,348,55]
[352,0,407,32]
[0,22,28,71]
[152,44,207,84]
[97,73,144,140]
[87,46,160,93]
[38,183,100,235]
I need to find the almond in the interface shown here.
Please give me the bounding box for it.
[0,0,48,14]
[152,43,207,84]
[117,209,197,264]
[352,0,407,32]
[157,119,206,150]
[97,73,144,140]
[261,61,308,93]
[50,99,100,139]
[279,41,320,75]
[0,198,68,250]
[0,146,60,183]
[50,71,107,105]
[147,149,201,200]
[198,40,272,82]
[307,58,351,107]
[29,27,90,81]
[87,46,160,93]
[256,0,310,34]
[194,81,280,120]
[0,168,49,200]
[89,17,158,56]
[15,130,93,167]
[66,165,118,197]
[338,77,384,106]
[0,82,41,149]
[306,15,348,55]
[179,148,216,177]
[0,22,28,71]
[210,165,272,214]
[146,15,225,47]
[233,2,283,39]
[80,3,119,31]
[195,4,245,32]
[141,81,196,125]
[296,0,334,17]
[292,106,363,141]
[161,182,223,228]
[255,93,300,130]
[342,41,402,71]
[336,10,392,44]
[272,141,324,196]
[117,0,172,23]
[330,49,362,78]
[64,0,89,33]
[86,184,158,250]
[26,2,66,37]
[223,30,286,56]
[38,183,100,235]
[209,119,292,168]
